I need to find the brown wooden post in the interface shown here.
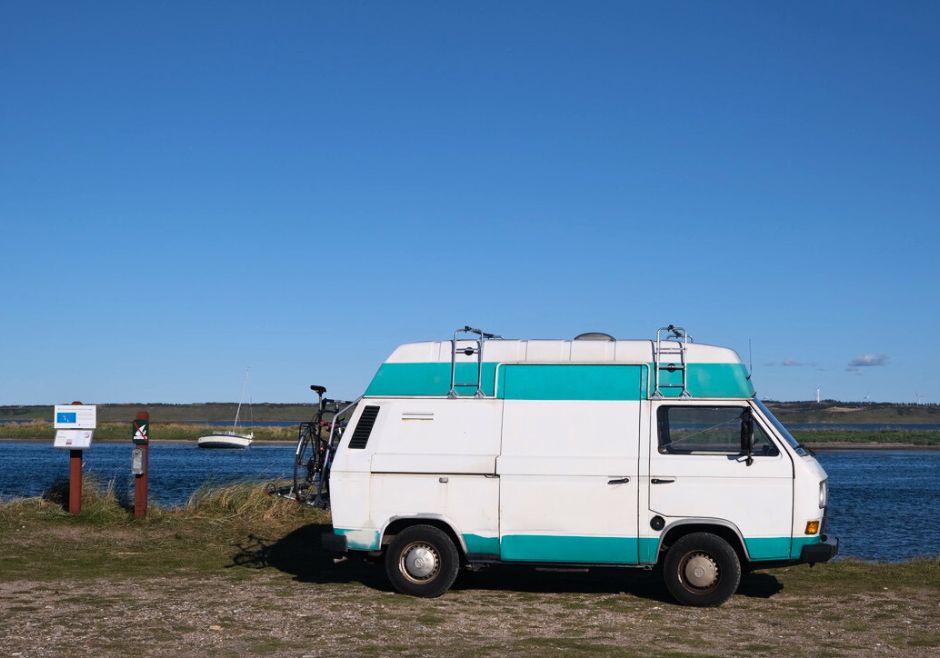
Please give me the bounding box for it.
[132,410,150,519]
[68,449,83,514]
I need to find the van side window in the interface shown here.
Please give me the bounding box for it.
[657,406,778,456]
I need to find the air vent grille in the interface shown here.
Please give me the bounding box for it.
[348,406,380,450]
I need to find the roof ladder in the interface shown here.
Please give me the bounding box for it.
[653,324,693,399]
[448,325,499,398]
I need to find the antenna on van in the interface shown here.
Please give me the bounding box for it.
[748,338,753,380]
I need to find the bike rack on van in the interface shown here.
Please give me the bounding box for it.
[448,325,501,398]
[268,386,359,508]
[653,324,693,399]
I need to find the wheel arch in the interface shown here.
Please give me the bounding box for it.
[380,515,467,560]
[657,519,750,565]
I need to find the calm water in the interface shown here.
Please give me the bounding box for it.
[0,442,937,562]
[0,442,294,507]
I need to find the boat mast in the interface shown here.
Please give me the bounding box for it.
[233,368,249,432]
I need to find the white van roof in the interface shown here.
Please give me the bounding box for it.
[385,339,744,366]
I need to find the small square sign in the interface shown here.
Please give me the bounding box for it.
[53,405,97,429]
[54,429,94,449]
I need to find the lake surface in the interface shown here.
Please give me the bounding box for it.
[0,442,294,508]
[0,442,937,562]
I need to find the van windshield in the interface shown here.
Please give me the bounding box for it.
[755,399,808,457]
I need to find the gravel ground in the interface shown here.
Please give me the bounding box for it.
[2,564,939,657]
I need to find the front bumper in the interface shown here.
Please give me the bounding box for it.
[321,530,348,554]
[800,534,839,564]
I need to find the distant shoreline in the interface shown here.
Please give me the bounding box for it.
[2,436,938,450]
[3,399,940,425]
[0,437,297,445]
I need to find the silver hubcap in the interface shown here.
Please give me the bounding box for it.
[681,552,719,590]
[399,542,440,584]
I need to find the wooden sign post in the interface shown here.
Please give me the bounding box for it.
[53,402,96,515]
[131,410,150,519]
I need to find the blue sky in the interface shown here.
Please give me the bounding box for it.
[1,1,938,405]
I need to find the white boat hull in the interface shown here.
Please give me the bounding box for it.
[197,432,254,449]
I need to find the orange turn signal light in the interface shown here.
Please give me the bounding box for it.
[805,521,820,535]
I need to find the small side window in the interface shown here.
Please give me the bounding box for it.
[658,406,778,456]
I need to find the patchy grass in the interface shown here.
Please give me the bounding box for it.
[0,479,327,580]
[1,483,938,657]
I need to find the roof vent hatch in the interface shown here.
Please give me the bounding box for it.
[574,332,615,341]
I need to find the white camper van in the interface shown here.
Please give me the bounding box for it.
[317,325,837,606]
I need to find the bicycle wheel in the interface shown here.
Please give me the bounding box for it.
[293,424,317,500]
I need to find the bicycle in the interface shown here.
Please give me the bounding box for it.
[290,385,356,508]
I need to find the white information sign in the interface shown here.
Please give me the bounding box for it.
[54,429,94,449]
[54,405,97,430]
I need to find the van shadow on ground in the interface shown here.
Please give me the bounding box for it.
[229,523,783,602]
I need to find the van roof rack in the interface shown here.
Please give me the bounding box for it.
[653,324,693,399]
[448,325,500,398]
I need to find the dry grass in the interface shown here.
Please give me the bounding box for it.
[184,480,305,523]
[0,478,313,529]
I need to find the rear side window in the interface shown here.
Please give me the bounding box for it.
[657,406,778,456]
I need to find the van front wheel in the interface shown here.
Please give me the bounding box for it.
[662,532,741,607]
[385,525,460,598]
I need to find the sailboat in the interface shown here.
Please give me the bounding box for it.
[197,370,255,449]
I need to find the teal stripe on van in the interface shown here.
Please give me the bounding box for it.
[654,363,754,398]
[363,362,753,399]
[463,533,500,555]
[500,534,640,564]
[744,537,792,560]
[745,536,824,560]
[499,364,646,401]
[364,362,499,397]
[501,534,812,563]
[334,528,381,551]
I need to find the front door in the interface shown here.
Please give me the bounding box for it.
[648,401,794,561]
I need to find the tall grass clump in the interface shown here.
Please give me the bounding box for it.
[185,480,323,524]
[0,475,137,526]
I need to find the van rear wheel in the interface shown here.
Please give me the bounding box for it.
[663,532,741,607]
[385,525,459,598]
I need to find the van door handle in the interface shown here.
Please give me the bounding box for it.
[607,477,630,485]
[651,478,675,484]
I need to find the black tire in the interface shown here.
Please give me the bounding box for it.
[292,430,313,498]
[385,525,460,598]
[662,532,742,607]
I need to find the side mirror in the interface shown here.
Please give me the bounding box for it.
[741,408,754,466]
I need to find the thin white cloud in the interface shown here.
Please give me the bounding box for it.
[848,354,889,367]
[768,358,818,367]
